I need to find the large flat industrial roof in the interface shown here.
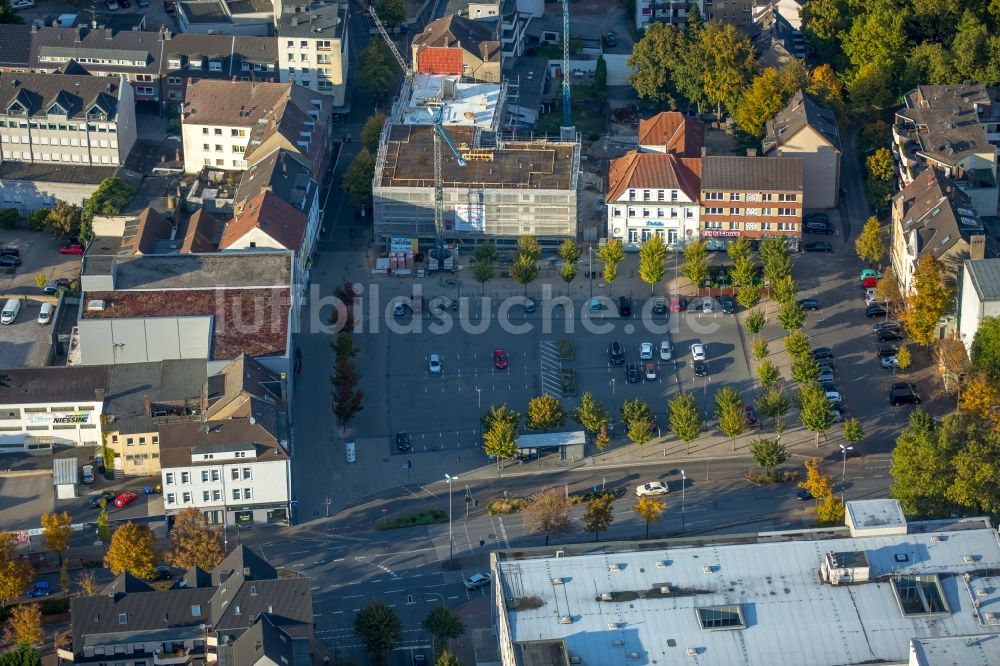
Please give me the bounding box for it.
[497,505,1000,666]
[378,124,575,190]
[108,253,291,291]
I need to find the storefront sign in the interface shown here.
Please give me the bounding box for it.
[701,230,742,238]
[25,411,91,426]
[389,237,418,253]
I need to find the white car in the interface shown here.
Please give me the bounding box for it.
[392,301,406,316]
[825,391,843,405]
[636,481,669,497]
[702,299,714,314]
[12,0,35,9]
[659,340,673,361]
[690,343,706,361]
[639,342,654,360]
[464,572,492,590]
[881,355,899,369]
[428,354,442,374]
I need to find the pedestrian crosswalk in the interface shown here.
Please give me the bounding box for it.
[540,340,563,397]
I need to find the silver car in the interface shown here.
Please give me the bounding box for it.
[428,354,442,374]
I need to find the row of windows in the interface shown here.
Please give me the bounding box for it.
[203,158,246,168]
[703,191,798,202]
[611,207,694,219]
[201,127,247,137]
[166,487,253,504]
[164,467,252,484]
[0,121,116,132]
[703,207,799,216]
[704,221,798,231]
[286,39,333,50]
[125,453,159,461]
[1,151,117,164]
[7,136,117,148]
[201,143,246,154]
[111,434,159,445]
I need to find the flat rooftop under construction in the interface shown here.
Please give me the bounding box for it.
[378,124,575,191]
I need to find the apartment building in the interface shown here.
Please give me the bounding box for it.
[161,31,280,105]
[763,90,842,209]
[412,14,502,82]
[700,155,803,250]
[893,83,1000,216]
[159,418,291,527]
[62,547,316,665]
[958,258,1000,357]
[637,111,705,157]
[0,72,136,168]
[278,1,349,106]
[890,167,986,296]
[703,0,755,28]
[635,0,702,31]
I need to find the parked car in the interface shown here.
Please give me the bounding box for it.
[114,491,138,508]
[523,298,536,313]
[464,572,491,590]
[428,354,442,374]
[625,363,640,383]
[805,220,835,234]
[392,301,406,316]
[639,342,654,360]
[702,299,714,314]
[605,31,617,47]
[865,304,888,318]
[799,297,820,310]
[818,370,835,383]
[877,330,903,342]
[825,391,843,405]
[0,255,20,268]
[811,347,834,360]
[860,269,882,281]
[669,295,683,312]
[396,432,411,451]
[802,242,833,253]
[693,360,708,377]
[60,242,85,255]
[862,277,879,289]
[644,362,657,381]
[829,407,845,423]
[881,355,900,369]
[493,348,508,370]
[805,213,829,224]
[720,296,735,314]
[888,384,921,406]
[820,380,837,393]
[636,481,668,497]
[796,488,814,501]
[42,278,71,295]
[876,344,900,357]
[37,302,54,325]
[873,321,900,333]
[89,491,117,508]
[690,343,706,361]
[0,247,18,257]
[11,0,34,10]
[106,0,119,9]
[608,340,625,365]
[618,296,632,317]
[659,340,673,361]
[652,297,667,314]
[744,405,758,425]
[27,582,50,598]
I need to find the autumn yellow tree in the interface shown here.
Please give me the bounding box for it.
[960,374,1000,430]
[633,496,665,538]
[4,603,43,646]
[798,457,833,501]
[816,496,845,527]
[0,532,33,605]
[40,511,72,564]
[104,522,158,579]
[166,507,225,570]
[78,570,100,597]
[902,254,954,347]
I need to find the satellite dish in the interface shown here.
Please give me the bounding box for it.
[249,417,256,425]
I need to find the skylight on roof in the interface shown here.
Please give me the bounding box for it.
[696,605,746,630]
[891,575,950,616]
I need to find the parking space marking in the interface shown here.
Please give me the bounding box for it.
[540,340,563,397]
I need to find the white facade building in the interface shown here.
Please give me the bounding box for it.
[159,419,291,527]
[958,258,1000,355]
[0,366,108,451]
[277,1,349,105]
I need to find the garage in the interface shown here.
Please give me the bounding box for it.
[53,458,78,500]
[516,431,586,462]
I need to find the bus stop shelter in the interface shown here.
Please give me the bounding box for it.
[516,431,586,461]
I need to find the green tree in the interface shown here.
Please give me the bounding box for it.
[816,495,846,526]
[358,42,395,97]
[865,148,896,210]
[474,241,498,265]
[848,62,897,115]
[521,487,572,545]
[4,604,42,647]
[752,337,769,360]
[807,64,847,120]
[757,386,791,433]
[596,239,625,284]
[699,21,757,116]
[560,261,577,289]
[472,261,495,294]
[332,376,364,429]
[772,275,798,304]
[902,254,954,347]
[582,495,615,541]
[96,500,110,545]
[360,111,387,154]
[40,511,72,565]
[526,395,565,431]
[374,0,406,24]
[874,267,902,308]
[681,239,709,287]
[573,392,609,436]
[354,602,402,666]
[26,209,49,233]
[952,10,998,83]
[0,532,32,605]
[784,331,812,360]
[343,148,376,207]
[759,237,792,285]
[843,417,865,447]
[621,398,653,430]
[422,607,465,657]
[595,424,610,452]
[434,651,463,666]
[715,386,746,452]
[558,239,580,270]
[971,316,1000,381]
[799,384,835,447]
[727,236,752,265]
[750,438,788,480]
[165,508,225,570]
[791,355,820,385]
[776,60,809,99]
[633,496,665,538]
[778,300,807,332]
[731,257,757,288]
[594,55,608,106]
[841,6,906,71]
[638,235,666,293]
[0,644,41,666]
[627,418,653,446]
[668,392,702,449]
[737,283,762,311]
[734,68,784,138]
[799,457,834,502]
[483,417,517,475]
[743,308,766,335]
[517,235,542,262]
[757,359,780,388]
[801,0,849,67]
[510,254,538,296]
[104,522,157,579]
[80,177,133,240]
[44,201,81,238]
[855,216,884,265]
[482,404,520,433]
[889,411,958,517]
[627,22,687,104]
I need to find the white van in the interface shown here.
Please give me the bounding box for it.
[81,465,95,484]
[1,298,20,325]
[345,439,357,463]
[37,302,54,325]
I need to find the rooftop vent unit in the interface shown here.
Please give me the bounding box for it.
[608,622,622,629]
[628,652,640,660]
[659,586,671,595]
[559,615,573,624]
[702,566,713,574]
[609,564,621,572]
[961,216,979,226]
[86,300,106,311]
[655,560,668,568]
[976,587,989,597]
[551,578,564,585]
[931,535,944,542]
[686,648,698,656]
[600,592,613,601]
[611,640,625,647]
[964,554,978,564]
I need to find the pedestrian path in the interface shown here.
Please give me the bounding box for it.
[539,340,562,397]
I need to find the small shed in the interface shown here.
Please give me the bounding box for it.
[53,458,78,500]
[516,431,586,461]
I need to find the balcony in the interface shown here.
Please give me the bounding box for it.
[154,644,205,665]
[56,633,73,661]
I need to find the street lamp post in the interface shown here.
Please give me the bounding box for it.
[589,246,594,299]
[445,473,457,563]
[839,444,853,500]
[476,387,482,441]
[610,378,616,428]
[681,469,686,535]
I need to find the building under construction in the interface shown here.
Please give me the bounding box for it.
[372,74,580,248]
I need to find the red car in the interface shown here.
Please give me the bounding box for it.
[114,491,138,508]
[744,405,758,426]
[493,348,508,370]
[60,243,84,255]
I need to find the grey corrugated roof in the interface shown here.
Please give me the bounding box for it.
[966,258,1000,302]
[701,156,804,192]
[53,458,78,486]
[0,366,110,405]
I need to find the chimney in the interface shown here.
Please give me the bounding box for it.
[92,20,97,29]
[95,388,105,403]
[106,30,113,40]
[30,22,37,34]
[74,27,83,43]
[970,234,986,261]
[700,146,707,157]
[144,394,151,417]
[746,148,757,157]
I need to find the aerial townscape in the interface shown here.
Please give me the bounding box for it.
[4,0,1000,664]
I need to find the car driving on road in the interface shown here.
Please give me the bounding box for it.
[464,572,491,590]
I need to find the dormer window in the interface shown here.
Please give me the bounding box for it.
[118,613,127,624]
[168,58,182,68]
[209,60,223,72]
[46,103,67,116]
[6,101,26,116]
[191,605,201,617]
[86,106,107,121]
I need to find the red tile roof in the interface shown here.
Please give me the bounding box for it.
[606,152,702,203]
[220,191,307,252]
[638,112,705,157]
